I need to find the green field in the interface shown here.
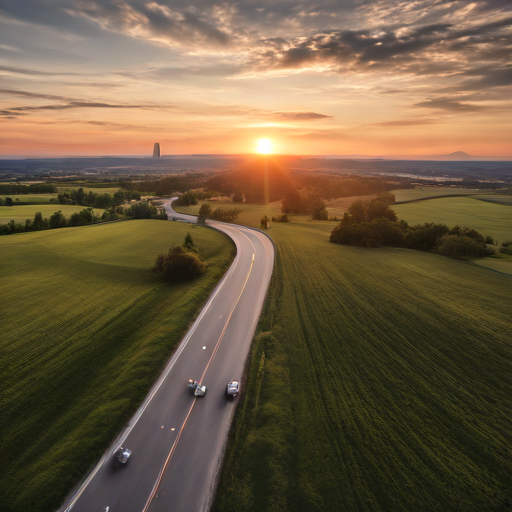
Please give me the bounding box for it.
[57,186,121,195]
[473,195,512,206]
[0,204,105,225]
[0,194,59,204]
[392,188,485,202]
[392,196,511,244]
[188,205,512,512]
[176,200,282,228]
[0,220,234,512]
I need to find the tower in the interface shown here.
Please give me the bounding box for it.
[153,142,161,158]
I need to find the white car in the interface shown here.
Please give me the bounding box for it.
[188,379,207,397]
[114,447,131,465]
[226,380,240,397]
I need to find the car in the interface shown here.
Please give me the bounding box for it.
[188,379,207,397]
[226,380,240,398]
[114,446,131,465]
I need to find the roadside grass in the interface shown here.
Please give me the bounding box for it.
[0,194,59,204]
[393,196,511,244]
[392,188,486,202]
[0,220,235,512]
[213,209,512,512]
[0,204,104,224]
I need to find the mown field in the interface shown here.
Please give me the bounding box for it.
[392,188,485,202]
[0,204,104,224]
[393,196,511,244]
[57,185,121,195]
[0,194,58,204]
[0,220,234,512]
[191,204,512,512]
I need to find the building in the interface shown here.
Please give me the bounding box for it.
[153,142,161,158]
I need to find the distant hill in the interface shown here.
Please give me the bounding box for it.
[444,151,472,160]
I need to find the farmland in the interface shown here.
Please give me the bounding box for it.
[185,205,512,512]
[0,204,104,224]
[393,196,511,244]
[392,188,486,202]
[0,220,234,512]
[0,194,58,204]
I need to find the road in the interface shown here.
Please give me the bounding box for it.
[61,200,274,512]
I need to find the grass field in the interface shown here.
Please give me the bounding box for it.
[0,194,59,204]
[393,196,511,244]
[57,186,121,195]
[473,195,512,206]
[392,188,486,202]
[0,220,234,512]
[176,200,282,228]
[0,204,104,224]
[186,205,512,512]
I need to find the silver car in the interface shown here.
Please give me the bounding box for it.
[226,380,240,398]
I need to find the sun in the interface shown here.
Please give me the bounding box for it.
[257,138,272,154]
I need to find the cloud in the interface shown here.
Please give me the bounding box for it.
[413,97,486,112]
[0,65,78,76]
[271,111,333,121]
[375,118,437,127]
[0,88,71,101]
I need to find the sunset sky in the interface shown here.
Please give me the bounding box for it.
[0,0,511,157]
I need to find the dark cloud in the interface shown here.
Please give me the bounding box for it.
[413,97,486,112]
[272,111,333,121]
[0,65,78,76]
[0,88,70,101]
[8,101,141,112]
[375,118,437,127]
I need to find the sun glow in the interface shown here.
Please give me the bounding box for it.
[257,138,272,154]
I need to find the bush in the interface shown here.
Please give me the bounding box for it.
[437,235,494,259]
[312,207,328,220]
[152,246,206,282]
[499,241,512,255]
[198,203,212,217]
[210,207,242,221]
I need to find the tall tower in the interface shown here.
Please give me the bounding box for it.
[153,142,161,158]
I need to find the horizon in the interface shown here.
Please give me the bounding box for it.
[1,1,511,157]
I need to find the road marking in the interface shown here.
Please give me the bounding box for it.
[142,252,256,512]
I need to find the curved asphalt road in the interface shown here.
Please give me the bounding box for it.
[61,199,274,512]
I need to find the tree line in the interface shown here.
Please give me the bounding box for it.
[0,183,57,194]
[197,203,242,222]
[58,188,141,209]
[0,201,167,236]
[329,198,496,259]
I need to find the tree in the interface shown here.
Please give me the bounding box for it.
[232,192,244,202]
[49,210,67,229]
[183,232,195,248]
[199,203,212,217]
[152,246,206,282]
[312,206,328,220]
[5,197,13,207]
[437,235,494,259]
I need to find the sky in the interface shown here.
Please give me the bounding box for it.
[0,0,511,157]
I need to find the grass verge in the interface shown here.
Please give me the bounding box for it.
[0,220,235,512]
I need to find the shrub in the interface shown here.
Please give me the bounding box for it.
[437,235,494,259]
[198,203,212,217]
[210,207,242,221]
[499,241,512,255]
[152,246,206,282]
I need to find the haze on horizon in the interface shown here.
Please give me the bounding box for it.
[0,0,511,158]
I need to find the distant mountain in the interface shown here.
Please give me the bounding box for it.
[444,151,472,160]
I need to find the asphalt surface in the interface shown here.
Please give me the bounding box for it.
[61,200,274,512]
